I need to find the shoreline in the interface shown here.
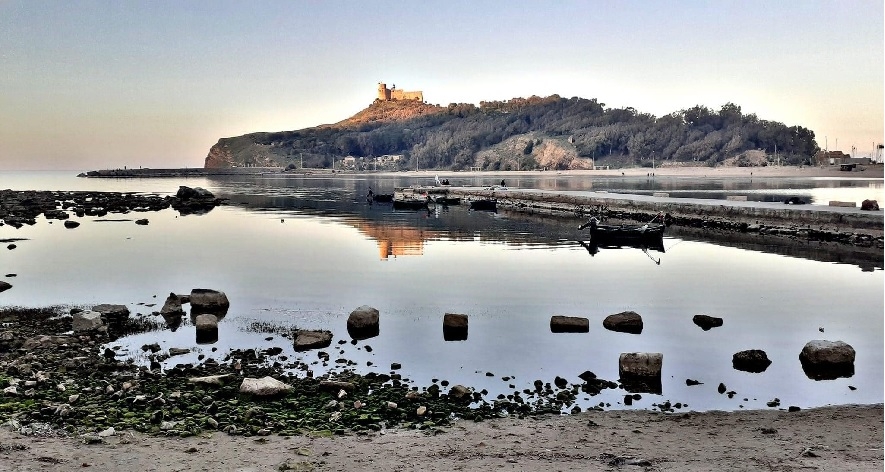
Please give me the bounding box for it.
[1,404,880,471]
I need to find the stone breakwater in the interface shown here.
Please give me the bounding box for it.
[449,188,883,248]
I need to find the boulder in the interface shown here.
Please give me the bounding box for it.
[194,314,218,344]
[160,293,185,324]
[239,376,292,397]
[72,311,104,332]
[135,218,149,225]
[692,314,723,331]
[799,340,856,380]
[603,311,643,334]
[347,305,380,340]
[732,349,772,373]
[550,315,589,333]
[189,289,229,315]
[618,352,663,394]
[92,304,130,324]
[443,313,468,341]
[448,385,472,402]
[0,281,11,293]
[64,220,80,229]
[860,199,879,211]
[293,330,333,351]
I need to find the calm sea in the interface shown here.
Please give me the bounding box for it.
[1,170,882,412]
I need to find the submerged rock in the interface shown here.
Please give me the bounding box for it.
[0,281,11,293]
[293,330,333,351]
[92,304,130,324]
[443,313,468,341]
[692,314,723,331]
[618,352,662,394]
[194,314,219,344]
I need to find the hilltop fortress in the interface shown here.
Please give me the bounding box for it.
[377,82,423,102]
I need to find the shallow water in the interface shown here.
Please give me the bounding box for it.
[0,171,882,412]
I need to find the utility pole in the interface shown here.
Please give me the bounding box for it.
[300,153,303,169]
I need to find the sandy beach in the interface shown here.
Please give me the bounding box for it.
[1,405,880,471]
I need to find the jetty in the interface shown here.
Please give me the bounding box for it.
[78,167,283,178]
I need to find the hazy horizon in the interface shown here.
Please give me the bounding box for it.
[1,0,882,171]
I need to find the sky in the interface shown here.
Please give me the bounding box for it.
[1,0,883,171]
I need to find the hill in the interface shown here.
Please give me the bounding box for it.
[204,95,819,170]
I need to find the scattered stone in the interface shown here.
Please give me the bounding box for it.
[788,406,801,412]
[64,220,80,229]
[860,199,879,211]
[168,347,190,357]
[618,352,662,394]
[0,281,12,293]
[603,311,643,334]
[239,376,293,397]
[717,383,727,394]
[692,314,723,331]
[685,379,703,386]
[550,315,589,333]
[186,374,229,386]
[160,293,185,325]
[71,310,104,332]
[732,349,772,373]
[135,218,149,225]
[294,330,333,351]
[391,362,401,370]
[448,385,472,402]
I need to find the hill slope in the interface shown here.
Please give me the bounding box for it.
[205,95,819,170]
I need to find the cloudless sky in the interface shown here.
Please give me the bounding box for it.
[1,0,882,170]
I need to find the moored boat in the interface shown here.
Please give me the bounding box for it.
[393,188,430,210]
[469,198,497,211]
[579,213,666,248]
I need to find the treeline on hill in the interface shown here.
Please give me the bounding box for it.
[230,95,818,170]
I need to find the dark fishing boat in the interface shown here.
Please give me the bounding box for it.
[431,195,461,205]
[392,188,430,210]
[469,198,497,211]
[578,213,666,248]
[372,193,393,203]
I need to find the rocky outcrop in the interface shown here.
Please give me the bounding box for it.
[550,315,589,333]
[603,311,643,334]
[347,305,380,340]
[442,313,468,341]
[170,187,224,215]
[799,340,856,380]
[732,349,772,373]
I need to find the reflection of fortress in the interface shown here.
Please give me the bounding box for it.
[377,82,423,102]
[353,221,427,259]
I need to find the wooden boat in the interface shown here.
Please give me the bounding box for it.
[578,214,665,248]
[392,188,430,210]
[372,193,393,203]
[469,198,497,211]
[430,195,460,205]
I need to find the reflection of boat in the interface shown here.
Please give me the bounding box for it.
[469,198,497,211]
[372,193,393,203]
[579,214,665,248]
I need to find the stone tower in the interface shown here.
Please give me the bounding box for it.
[377,83,391,101]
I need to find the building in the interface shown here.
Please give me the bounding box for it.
[377,82,423,102]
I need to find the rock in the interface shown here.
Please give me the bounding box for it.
[239,376,292,397]
[717,383,727,394]
[550,315,589,333]
[72,310,104,332]
[347,305,379,340]
[189,289,229,315]
[578,371,597,382]
[0,281,11,293]
[194,314,218,344]
[732,349,772,373]
[443,313,468,341]
[168,347,190,357]
[64,220,80,229]
[686,379,703,386]
[92,304,130,324]
[188,374,231,386]
[860,199,879,211]
[293,330,333,351]
[603,311,643,334]
[448,385,472,402]
[318,380,355,392]
[135,218,149,225]
[799,340,856,380]
[692,314,723,331]
[618,352,662,394]
[160,293,185,326]
[6,244,15,250]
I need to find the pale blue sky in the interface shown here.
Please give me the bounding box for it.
[1,0,882,170]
